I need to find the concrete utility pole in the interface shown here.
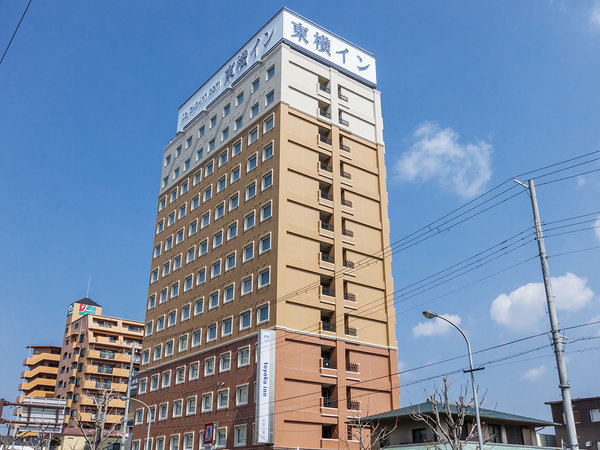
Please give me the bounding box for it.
[515,177,579,450]
[121,343,136,450]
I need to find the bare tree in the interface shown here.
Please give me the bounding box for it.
[0,423,20,450]
[410,377,488,450]
[341,407,398,450]
[74,389,121,450]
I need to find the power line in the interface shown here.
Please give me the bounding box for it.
[0,0,32,67]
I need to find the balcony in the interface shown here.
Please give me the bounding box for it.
[319,109,332,119]
[341,198,353,208]
[340,170,352,180]
[320,221,333,232]
[346,362,359,373]
[343,292,356,302]
[320,190,333,201]
[338,92,348,102]
[347,400,360,411]
[321,321,336,332]
[322,358,336,369]
[322,397,337,408]
[319,84,331,94]
[344,327,357,337]
[339,118,349,127]
[342,229,354,238]
[343,260,355,269]
[319,134,332,145]
[321,252,334,264]
[319,162,333,172]
[320,285,335,297]
[340,143,351,152]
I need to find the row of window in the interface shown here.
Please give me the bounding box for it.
[162,104,275,189]
[159,138,275,217]
[133,422,247,450]
[142,302,269,364]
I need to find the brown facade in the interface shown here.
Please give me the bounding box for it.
[546,397,600,449]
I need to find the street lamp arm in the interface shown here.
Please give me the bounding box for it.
[120,396,151,450]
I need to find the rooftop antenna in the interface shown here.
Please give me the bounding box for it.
[86,275,91,298]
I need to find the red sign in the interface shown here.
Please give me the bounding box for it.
[203,423,215,444]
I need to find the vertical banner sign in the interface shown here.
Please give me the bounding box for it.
[256,330,276,444]
[203,423,215,444]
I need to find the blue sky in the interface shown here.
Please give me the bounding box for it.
[1,0,599,425]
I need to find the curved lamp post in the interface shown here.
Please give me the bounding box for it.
[422,310,484,450]
[120,396,152,450]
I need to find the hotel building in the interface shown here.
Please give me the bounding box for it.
[133,9,399,449]
[53,298,143,430]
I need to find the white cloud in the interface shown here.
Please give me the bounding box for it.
[490,272,595,331]
[594,216,600,241]
[395,122,493,199]
[413,314,462,337]
[576,176,586,187]
[523,365,547,382]
[591,2,600,29]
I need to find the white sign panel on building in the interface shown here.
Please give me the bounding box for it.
[255,329,276,444]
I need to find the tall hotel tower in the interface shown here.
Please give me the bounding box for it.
[133,9,399,449]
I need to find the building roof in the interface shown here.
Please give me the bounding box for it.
[365,401,556,427]
[74,297,101,307]
[545,396,600,405]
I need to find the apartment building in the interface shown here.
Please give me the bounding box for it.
[133,9,399,449]
[53,298,143,430]
[18,345,61,401]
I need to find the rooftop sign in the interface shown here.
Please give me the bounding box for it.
[177,9,376,131]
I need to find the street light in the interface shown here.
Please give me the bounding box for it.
[120,396,151,450]
[422,310,484,450]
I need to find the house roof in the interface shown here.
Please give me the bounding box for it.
[545,396,600,405]
[365,401,556,427]
[74,297,101,307]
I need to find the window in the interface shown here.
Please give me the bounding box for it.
[241,275,253,296]
[267,65,275,79]
[258,303,269,323]
[171,281,179,298]
[258,267,270,288]
[150,374,159,390]
[243,243,254,262]
[244,212,255,231]
[238,346,250,367]
[259,233,271,253]
[186,247,195,263]
[251,103,259,117]
[158,403,168,421]
[248,127,258,145]
[590,409,600,422]
[191,194,199,210]
[156,315,165,331]
[145,321,153,336]
[191,329,202,348]
[236,385,249,407]
[201,212,210,228]
[201,392,213,412]
[175,229,184,245]
[204,357,215,376]
[225,252,236,271]
[210,116,217,128]
[189,220,198,237]
[165,236,173,250]
[156,220,164,234]
[240,310,251,330]
[230,165,241,183]
[206,160,214,175]
[186,397,196,415]
[162,261,171,277]
[135,409,144,425]
[164,155,171,167]
[245,181,256,200]
[143,350,150,365]
[266,90,275,105]
[165,340,174,356]
[194,298,204,315]
[261,170,273,190]
[181,179,189,193]
[260,201,272,221]
[159,197,167,210]
[178,335,188,352]
[148,294,156,309]
[209,139,215,151]
[223,103,230,117]
[235,116,243,130]
[247,153,257,172]
[193,171,202,185]
[236,92,244,105]
[199,125,205,137]
[224,284,234,303]
[217,175,226,192]
[171,399,182,418]
[217,389,229,410]
[262,142,273,160]
[178,205,186,219]
[207,323,217,342]
[211,259,221,278]
[168,310,177,327]
[162,176,168,188]
[216,428,226,448]
[184,275,193,292]
[169,435,179,450]
[232,140,242,156]
[199,239,208,256]
[252,78,260,92]
[222,318,233,337]
[189,362,199,380]
[229,193,239,210]
[219,151,228,166]
[168,212,175,226]
[186,137,192,148]
[213,230,223,248]
[214,202,224,219]
[196,267,206,285]
[162,371,171,387]
[227,222,238,240]
[154,243,162,258]
[181,304,191,321]
[203,185,212,202]
[209,291,219,309]
[170,189,178,203]
[264,115,274,132]
[173,167,180,179]
[196,148,203,160]
[221,127,229,141]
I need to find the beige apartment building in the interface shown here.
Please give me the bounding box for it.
[133,9,399,449]
[53,298,143,430]
[18,345,61,401]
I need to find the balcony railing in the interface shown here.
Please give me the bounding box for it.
[338,93,349,102]
[97,366,113,374]
[95,380,112,389]
[319,162,333,172]
[319,134,332,145]
[340,143,351,152]
[321,252,334,263]
[346,362,359,373]
[321,321,336,332]
[321,286,335,297]
[347,400,360,410]
[321,221,333,231]
[323,397,337,408]
[343,259,355,269]
[344,292,356,302]
[322,358,336,369]
[320,191,333,201]
[99,351,116,359]
[341,198,353,208]
[345,326,357,336]
[339,118,349,127]
[319,84,331,93]
[342,228,354,237]
[319,109,332,119]
[340,170,352,180]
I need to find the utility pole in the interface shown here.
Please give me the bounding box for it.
[121,343,136,450]
[515,177,579,450]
